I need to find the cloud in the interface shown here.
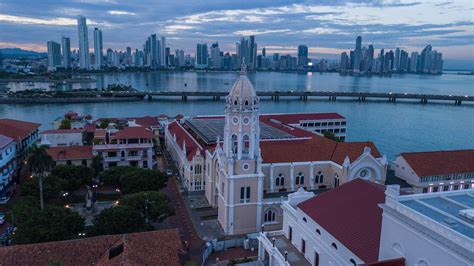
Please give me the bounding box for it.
[108,10,136,15]
[0,14,77,26]
[233,29,291,36]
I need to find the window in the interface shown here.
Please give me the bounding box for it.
[240,186,250,203]
[121,151,126,157]
[264,210,276,223]
[349,259,356,266]
[432,186,439,192]
[195,164,202,174]
[314,252,320,266]
[464,183,470,189]
[128,151,138,157]
[82,159,87,166]
[331,243,338,250]
[316,229,321,235]
[334,174,340,188]
[315,171,324,183]
[242,135,250,156]
[453,184,459,190]
[288,226,293,241]
[443,185,450,191]
[276,174,285,186]
[231,135,238,154]
[422,187,428,193]
[303,217,307,223]
[108,151,117,157]
[66,160,72,165]
[301,239,306,254]
[296,172,305,185]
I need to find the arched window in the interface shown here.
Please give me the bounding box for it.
[303,217,307,223]
[244,100,249,106]
[242,135,250,156]
[296,172,305,185]
[231,135,238,154]
[316,229,321,235]
[234,99,238,105]
[276,174,285,186]
[315,171,324,183]
[121,150,125,157]
[349,259,356,266]
[264,209,276,222]
[331,243,338,250]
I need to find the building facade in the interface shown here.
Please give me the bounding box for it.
[165,65,388,236]
[393,150,474,193]
[46,146,93,167]
[77,16,90,69]
[93,127,154,170]
[0,135,16,198]
[40,129,85,147]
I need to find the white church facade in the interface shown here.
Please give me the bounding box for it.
[165,65,388,235]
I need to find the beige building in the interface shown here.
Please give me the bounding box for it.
[46,146,93,167]
[165,65,388,236]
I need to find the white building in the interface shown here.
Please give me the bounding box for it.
[393,150,474,193]
[93,127,154,169]
[40,129,85,147]
[379,186,473,265]
[258,179,474,265]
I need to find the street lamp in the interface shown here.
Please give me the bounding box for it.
[284,251,288,261]
[272,237,275,247]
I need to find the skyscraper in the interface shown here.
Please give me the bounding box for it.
[195,43,208,69]
[340,52,349,71]
[77,16,90,69]
[150,34,158,68]
[367,44,374,72]
[248,35,257,70]
[394,48,400,71]
[160,36,166,67]
[47,41,62,69]
[353,36,362,73]
[210,42,221,69]
[61,37,71,68]
[297,45,309,67]
[93,28,103,68]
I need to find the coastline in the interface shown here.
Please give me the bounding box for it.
[0,97,142,104]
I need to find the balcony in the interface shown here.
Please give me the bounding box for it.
[258,230,310,266]
[93,143,152,150]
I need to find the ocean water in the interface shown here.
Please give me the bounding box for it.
[1,71,473,160]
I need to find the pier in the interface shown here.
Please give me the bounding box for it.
[116,90,473,105]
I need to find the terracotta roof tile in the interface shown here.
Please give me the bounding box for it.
[298,179,386,263]
[111,127,153,139]
[46,146,93,161]
[0,119,41,141]
[168,121,203,160]
[0,229,183,265]
[399,149,474,177]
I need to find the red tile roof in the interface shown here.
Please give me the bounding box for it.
[0,134,15,149]
[298,179,386,263]
[399,149,474,177]
[260,135,381,165]
[111,127,153,139]
[168,121,203,160]
[95,129,106,139]
[85,123,97,133]
[0,119,41,142]
[0,229,183,265]
[261,112,345,124]
[133,116,160,127]
[46,146,93,161]
[41,129,85,134]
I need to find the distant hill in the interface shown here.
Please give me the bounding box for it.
[0,48,47,59]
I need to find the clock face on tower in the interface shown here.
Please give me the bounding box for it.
[232,116,239,125]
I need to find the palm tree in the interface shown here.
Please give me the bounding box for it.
[27,144,53,209]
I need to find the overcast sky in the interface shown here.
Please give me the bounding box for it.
[0,0,473,63]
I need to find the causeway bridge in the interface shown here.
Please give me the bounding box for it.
[114,90,473,105]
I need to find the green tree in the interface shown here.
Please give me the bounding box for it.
[9,196,40,225]
[120,168,167,194]
[27,144,54,209]
[91,155,103,177]
[58,119,71,130]
[120,191,174,223]
[100,166,136,187]
[14,206,84,244]
[50,165,94,191]
[92,205,145,235]
[21,175,64,201]
[99,119,110,129]
[323,130,343,142]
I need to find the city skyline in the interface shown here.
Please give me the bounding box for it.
[0,1,472,66]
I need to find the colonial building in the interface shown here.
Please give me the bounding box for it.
[93,127,154,169]
[165,65,388,236]
[258,179,473,265]
[46,146,93,167]
[0,134,16,199]
[393,150,474,193]
[40,129,85,147]
[0,119,40,181]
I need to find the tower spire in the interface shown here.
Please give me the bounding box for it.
[240,61,247,76]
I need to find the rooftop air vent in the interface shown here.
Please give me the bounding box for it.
[443,218,457,227]
[458,209,474,223]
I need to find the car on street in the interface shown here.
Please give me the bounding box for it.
[0,197,10,205]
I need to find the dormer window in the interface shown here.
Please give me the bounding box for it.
[234,100,238,105]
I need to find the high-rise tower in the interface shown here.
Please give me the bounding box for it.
[61,37,71,68]
[77,16,90,69]
[93,28,103,68]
